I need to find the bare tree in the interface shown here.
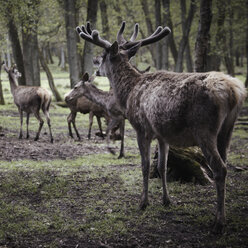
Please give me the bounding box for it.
[194,0,212,72]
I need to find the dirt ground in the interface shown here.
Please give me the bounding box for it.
[0,106,248,248]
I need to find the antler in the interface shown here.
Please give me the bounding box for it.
[76,24,111,49]
[121,26,171,49]
[117,21,139,45]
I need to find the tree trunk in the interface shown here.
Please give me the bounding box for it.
[161,0,170,69]
[140,0,157,66]
[150,146,213,185]
[185,43,193,72]
[7,17,26,86]
[100,0,110,40]
[81,0,98,76]
[155,0,162,69]
[194,0,212,72]
[245,0,248,87]
[223,0,234,76]
[0,54,5,105]
[175,0,196,72]
[63,0,81,87]
[38,48,62,102]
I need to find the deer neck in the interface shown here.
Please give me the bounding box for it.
[84,84,109,110]
[107,60,140,109]
[8,74,18,95]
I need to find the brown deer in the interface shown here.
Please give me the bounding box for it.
[65,72,125,158]
[76,22,246,233]
[3,62,53,143]
[64,85,109,140]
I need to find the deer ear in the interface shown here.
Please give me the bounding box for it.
[126,42,141,59]
[109,41,119,57]
[82,72,89,82]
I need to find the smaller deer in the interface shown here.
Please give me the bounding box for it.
[3,62,53,143]
[65,72,125,158]
[64,83,109,140]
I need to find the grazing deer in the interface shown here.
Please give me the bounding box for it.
[64,84,108,140]
[65,72,125,158]
[76,22,246,233]
[3,62,53,143]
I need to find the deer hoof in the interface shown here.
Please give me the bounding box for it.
[34,137,39,141]
[118,154,124,159]
[50,138,54,143]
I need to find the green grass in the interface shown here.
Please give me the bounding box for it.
[0,65,248,247]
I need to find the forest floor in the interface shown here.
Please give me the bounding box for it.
[0,102,248,248]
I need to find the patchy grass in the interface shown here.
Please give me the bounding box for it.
[0,69,248,247]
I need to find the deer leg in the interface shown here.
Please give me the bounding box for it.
[67,113,74,138]
[136,131,151,210]
[71,112,81,140]
[106,118,120,155]
[33,112,44,141]
[157,139,170,206]
[18,108,23,139]
[96,116,104,138]
[199,139,227,234]
[118,119,125,159]
[26,113,30,139]
[88,111,94,139]
[44,110,53,143]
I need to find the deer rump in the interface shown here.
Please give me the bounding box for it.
[14,86,51,113]
[126,71,243,146]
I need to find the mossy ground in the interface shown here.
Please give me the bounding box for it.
[0,68,247,247]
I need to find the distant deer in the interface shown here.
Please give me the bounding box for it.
[64,84,108,140]
[3,62,53,143]
[76,22,247,233]
[65,72,125,158]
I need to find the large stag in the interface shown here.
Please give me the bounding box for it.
[76,22,246,233]
[3,62,53,143]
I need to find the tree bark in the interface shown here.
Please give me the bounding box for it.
[194,0,212,72]
[185,43,193,72]
[7,17,26,86]
[38,49,62,102]
[100,0,110,40]
[175,0,196,72]
[161,0,170,69]
[245,0,248,87]
[0,54,5,105]
[81,0,98,76]
[63,0,81,87]
[155,0,162,69]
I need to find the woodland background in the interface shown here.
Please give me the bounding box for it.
[0,0,247,104]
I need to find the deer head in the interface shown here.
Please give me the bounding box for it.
[76,22,171,78]
[65,72,95,102]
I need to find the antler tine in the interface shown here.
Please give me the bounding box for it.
[117,21,126,45]
[77,23,111,49]
[140,27,171,47]
[92,30,112,48]
[130,23,139,42]
[86,21,92,35]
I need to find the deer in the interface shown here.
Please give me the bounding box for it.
[3,62,53,143]
[64,85,109,140]
[76,22,246,233]
[65,72,125,158]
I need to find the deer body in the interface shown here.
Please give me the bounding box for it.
[66,74,125,158]
[77,22,247,233]
[65,91,108,140]
[4,64,53,142]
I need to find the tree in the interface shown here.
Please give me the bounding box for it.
[38,48,62,102]
[245,0,248,87]
[81,0,98,76]
[21,0,41,86]
[0,53,5,105]
[61,0,81,87]
[194,0,212,72]
[174,0,196,72]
